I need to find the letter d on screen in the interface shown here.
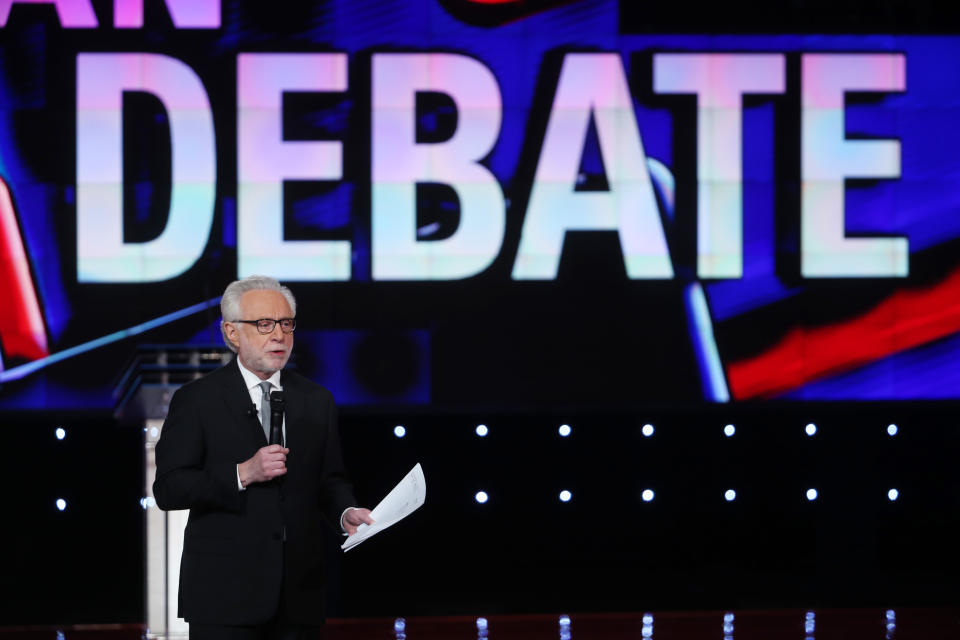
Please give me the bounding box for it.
[76,53,215,283]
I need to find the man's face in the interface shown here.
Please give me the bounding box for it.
[225,289,294,380]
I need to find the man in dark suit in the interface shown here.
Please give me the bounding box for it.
[153,275,373,639]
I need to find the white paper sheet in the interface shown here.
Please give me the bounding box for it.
[341,462,425,552]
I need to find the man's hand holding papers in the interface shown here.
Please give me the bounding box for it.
[341,463,426,552]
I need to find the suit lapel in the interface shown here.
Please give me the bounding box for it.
[280,370,304,453]
[218,359,268,448]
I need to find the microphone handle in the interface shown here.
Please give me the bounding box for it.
[269,394,284,446]
[269,416,283,446]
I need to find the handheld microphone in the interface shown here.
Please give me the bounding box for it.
[269,390,285,446]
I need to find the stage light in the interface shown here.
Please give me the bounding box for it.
[139,497,156,509]
[395,617,406,640]
[805,423,817,436]
[724,611,734,636]
[56,498,67,511]
[55,427,66,440]
[724,489,736,502]
[642,613,653,639]
[805,611,815,635]
[806,488,818,501]
[393,425,406,438]
[150,427,159,439]
[560,615,571,640]
[558,424,572,437]
[888,488,899,501]
[642,423,654,437]
[641,489,655,502]
[475,424,488,437]
[559,490,572,502]
[559,615,571,626]
[887,424,898,436]
[475,491,488,504]
[724,424,736,437]
[643,614,653,625]
[886,610,896,638]
[477,617,488,640]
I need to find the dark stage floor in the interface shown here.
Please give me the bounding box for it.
[2,609,959,640]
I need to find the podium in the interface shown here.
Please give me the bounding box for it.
[115,345,232,638]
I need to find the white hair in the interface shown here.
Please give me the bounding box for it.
[219,275,297,352]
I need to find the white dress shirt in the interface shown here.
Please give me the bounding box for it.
[237,358,285,442]
[235,360,283,492]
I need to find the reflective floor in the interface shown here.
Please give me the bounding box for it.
[2,609,959,639]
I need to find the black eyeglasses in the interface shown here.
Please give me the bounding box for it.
[233,318,296,334]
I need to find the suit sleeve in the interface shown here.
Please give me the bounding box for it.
[153,386,244,513]
[319,397,357,528]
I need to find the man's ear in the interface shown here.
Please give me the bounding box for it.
[224,322,240,349]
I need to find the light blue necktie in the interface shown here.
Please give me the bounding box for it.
[258,381,272,442]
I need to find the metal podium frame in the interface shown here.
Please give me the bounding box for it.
[115,345,232,638]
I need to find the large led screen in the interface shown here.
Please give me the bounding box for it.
[1,0,958,408]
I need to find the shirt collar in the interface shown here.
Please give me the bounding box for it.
[236,357,283,391]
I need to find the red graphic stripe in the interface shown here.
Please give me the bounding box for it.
[0,176,49,362]
[726,266,960,399]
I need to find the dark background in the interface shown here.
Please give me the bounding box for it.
[3,402,958,623]
[1,0,960,626]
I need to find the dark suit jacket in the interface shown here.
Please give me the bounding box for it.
[153,359,356,625]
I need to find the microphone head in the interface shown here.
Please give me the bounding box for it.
[269,389,285,408]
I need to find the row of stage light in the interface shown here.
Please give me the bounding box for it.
[45,421,906,512]
[466,487,902,506]
[392,421,905,505]
[392,609,899,640]
[391,422,901,439]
